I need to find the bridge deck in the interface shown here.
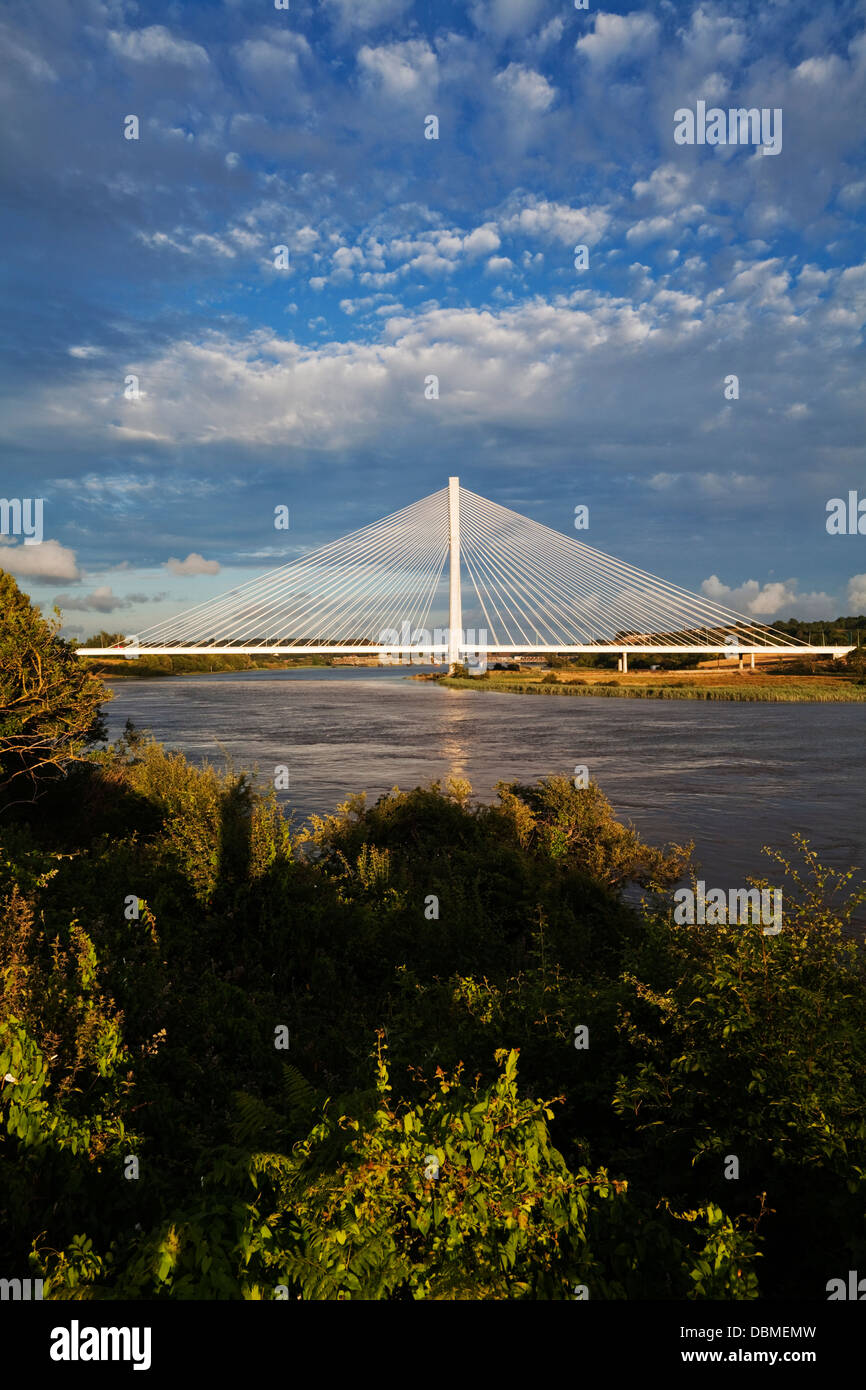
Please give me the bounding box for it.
[76,644,855,658]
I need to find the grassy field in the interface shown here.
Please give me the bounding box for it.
[436,667,866,702]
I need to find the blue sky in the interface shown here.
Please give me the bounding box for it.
[1,0,864,635]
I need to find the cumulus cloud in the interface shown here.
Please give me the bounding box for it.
[18,298,656,453]
[357,40,437,99]
[847,574,866,612]
[701,575,837,620]
[728,259,792,310]
[626,216,676,246]
[107,26,209,69]
[493,62,556,112]
[0,539,80,581]
[576,12,659,65]
[501,197,610,246]
[632,165,695,211]
[681,8,745,68]
[165,553,221,576]
[462,223,501,257]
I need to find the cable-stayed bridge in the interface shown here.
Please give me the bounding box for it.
[76,479,852,667]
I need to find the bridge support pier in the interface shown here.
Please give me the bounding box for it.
[620,651,628,673]
[750,652,755,669]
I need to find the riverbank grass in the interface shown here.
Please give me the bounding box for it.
[435,668,866,702]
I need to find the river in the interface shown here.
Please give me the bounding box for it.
[104,669,865,919]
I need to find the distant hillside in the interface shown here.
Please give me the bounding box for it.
[771,615,865,643]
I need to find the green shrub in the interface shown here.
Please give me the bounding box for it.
[0,730,861,1300]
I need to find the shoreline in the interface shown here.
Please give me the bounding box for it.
[433,674,866,703]
[84,660,866,702]
[80,659,338,680]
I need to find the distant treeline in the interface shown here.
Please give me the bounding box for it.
[77,632,333,677]
[771,615,865,644]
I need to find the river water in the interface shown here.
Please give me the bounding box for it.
[104,669,865,916]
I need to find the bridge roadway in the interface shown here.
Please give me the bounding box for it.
[76,643,855,661]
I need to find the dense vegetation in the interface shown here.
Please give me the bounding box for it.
[1,573,107,802]
[2,572,865,1300]
[442,672,866,701]
[771,614,866,646]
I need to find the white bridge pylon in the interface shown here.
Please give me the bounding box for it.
[76,480,850,662]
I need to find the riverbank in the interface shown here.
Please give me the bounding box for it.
[80,655,336,679]
[433,670,866,702]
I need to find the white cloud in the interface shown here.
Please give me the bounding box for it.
[236,32,311,78]
[191,233,236,259]
[137,230,193,257]
[701,575,837,620]
[137,226,254,262]
[68,345,105,359]
[728,258,792,310]
[10,253,863,508]
[502,197,610,246]
[108,426,173,443]
[576,12,659,66]
[52,585,129,613]
[626,216,676,245]
[462,223,501,257]
[165,553,221,576]
[493,63,556,112]
[846,575,866,612]
[294,226,319,253]
[0,539,80,581]
[107,26,209,69]
[532,17,565,51]
[632,165,695,211]
[357,40,437,99]
[485,256,513,274]
[681,9,745,68]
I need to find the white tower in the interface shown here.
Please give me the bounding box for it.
[448,476,462,669]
